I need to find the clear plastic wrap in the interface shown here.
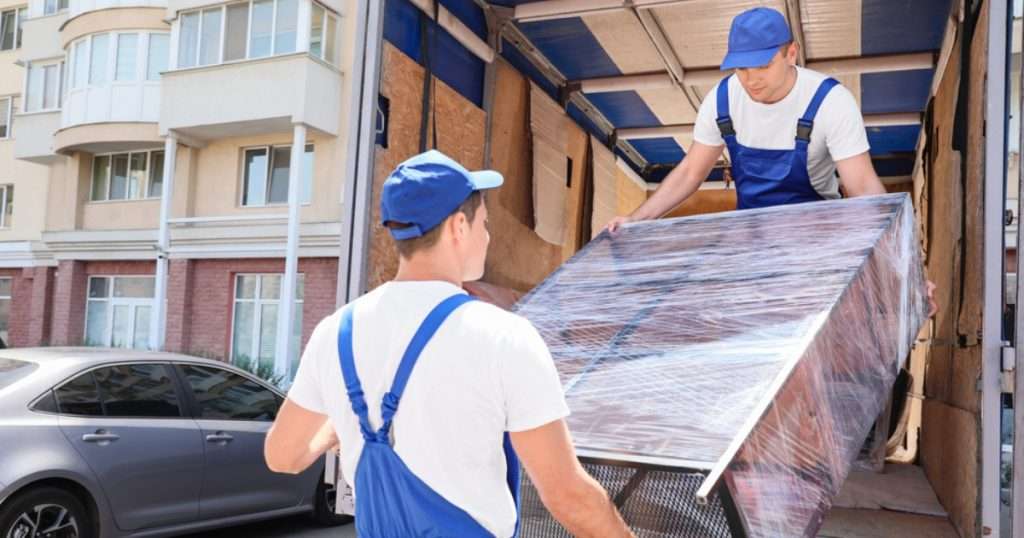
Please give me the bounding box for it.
[514,193,928,538]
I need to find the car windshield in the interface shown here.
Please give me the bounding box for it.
[0,358,39,390]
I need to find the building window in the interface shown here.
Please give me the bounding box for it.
[90,150,164,202]
[0,7,26,51]
[231,274,304,376]
[147,34,169,80]
[241,144,313,206]
[25,62,62,112]
[43,0,68,15]
[0,185,14,228]
[176,0,336,69]
[69,32,169,88]
[309,4,337,64]
[89,33,109,85]
[84,276,154,349]
[115,33,138,81]
[0,277,10,346]
[0,97,11,139]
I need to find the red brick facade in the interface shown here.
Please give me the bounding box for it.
[8,257,337,361]
[176,258,338,360]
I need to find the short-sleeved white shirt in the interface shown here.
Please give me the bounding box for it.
[693,67,871,200]
[287,280,569,537]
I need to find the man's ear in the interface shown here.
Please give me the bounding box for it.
[787,42,799,64]
[449,211,469,241]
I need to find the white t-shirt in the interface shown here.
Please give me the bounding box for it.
[693,67,871,200]
[287,280,569,538]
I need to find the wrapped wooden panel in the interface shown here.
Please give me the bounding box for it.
[516,194,928,537]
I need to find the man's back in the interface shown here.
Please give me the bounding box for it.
[287,280,568,537]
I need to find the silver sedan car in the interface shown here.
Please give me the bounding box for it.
[0,348,348,538]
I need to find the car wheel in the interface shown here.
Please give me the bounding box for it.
[0,486,92,538]
[310,478,352,527]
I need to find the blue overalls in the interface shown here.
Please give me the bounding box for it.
[715,74,840,210]
[337,293,522,538]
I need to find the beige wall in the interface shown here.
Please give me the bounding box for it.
[0,139,51,242]
[61,7,169,47]
[187,132,343,224]
[0,1,50,243]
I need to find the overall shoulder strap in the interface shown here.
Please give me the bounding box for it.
[715,75,737,139]
[337,305,376,441]
[796,77,840,142]
[378,293,476,438]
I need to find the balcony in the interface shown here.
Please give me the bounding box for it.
[18,11,66,63]
[57,29,168,151]
[68,0,166,20]
[159,53,342,141]
[13,110,62,163]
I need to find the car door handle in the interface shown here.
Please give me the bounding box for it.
[82,432,120,443]
[206,432,234,443]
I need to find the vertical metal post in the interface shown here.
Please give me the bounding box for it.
[275,123,306,381]
[983,0,1010,536]
[150,134,177,351]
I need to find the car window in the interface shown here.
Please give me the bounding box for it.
[0,358,38,390]
[92,364,181,418]
[177,364,282,421]
[31,390,59,413]
[55,371,104,416]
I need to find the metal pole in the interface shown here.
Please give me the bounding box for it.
[983,0,1009,536]
[275,123,305,381]
[150,134,177,351]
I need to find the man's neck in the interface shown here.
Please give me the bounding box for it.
[760,65,798,105]
[394,258,463,288]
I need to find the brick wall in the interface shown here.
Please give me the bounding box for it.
[51,261,88,346]
[26,267,54,346]
[172,257,338,362]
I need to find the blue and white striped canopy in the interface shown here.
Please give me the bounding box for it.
[384,0,951,182]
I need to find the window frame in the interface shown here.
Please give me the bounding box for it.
[307,5,336,64]
[89,149,165,202]
[174,0,338,70]
[0,185,14,228]
[239,143,313,207]
[0,96,12,139]
[43,0,68,16]
[51,362,188,419]
[83,275,156,349]
[23,59,65,113]
[229,273,304,376]
[0,276,12,346]
[67,31,170,92]
[0,6,25,52]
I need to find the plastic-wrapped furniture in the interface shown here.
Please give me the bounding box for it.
[514,194,928,538]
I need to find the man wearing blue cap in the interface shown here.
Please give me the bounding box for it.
[265,150,633,537]
[608,6,886,229]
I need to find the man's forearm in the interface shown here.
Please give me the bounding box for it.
[549,476,634,538]
[630,163,703,221]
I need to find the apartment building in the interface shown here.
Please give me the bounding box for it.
[0,0,53,349]
[5,0,355,380]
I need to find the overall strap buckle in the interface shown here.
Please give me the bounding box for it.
[796,119,814,142]
[717,117,736,138]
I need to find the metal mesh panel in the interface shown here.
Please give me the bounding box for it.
[520,461,737,538]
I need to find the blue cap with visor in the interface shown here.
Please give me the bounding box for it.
[380,150,503,240]
[720,7,793,70]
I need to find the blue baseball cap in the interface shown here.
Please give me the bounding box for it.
[381,150,503,240]
[720,7,793,70]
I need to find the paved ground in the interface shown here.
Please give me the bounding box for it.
[181,516,356,538]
